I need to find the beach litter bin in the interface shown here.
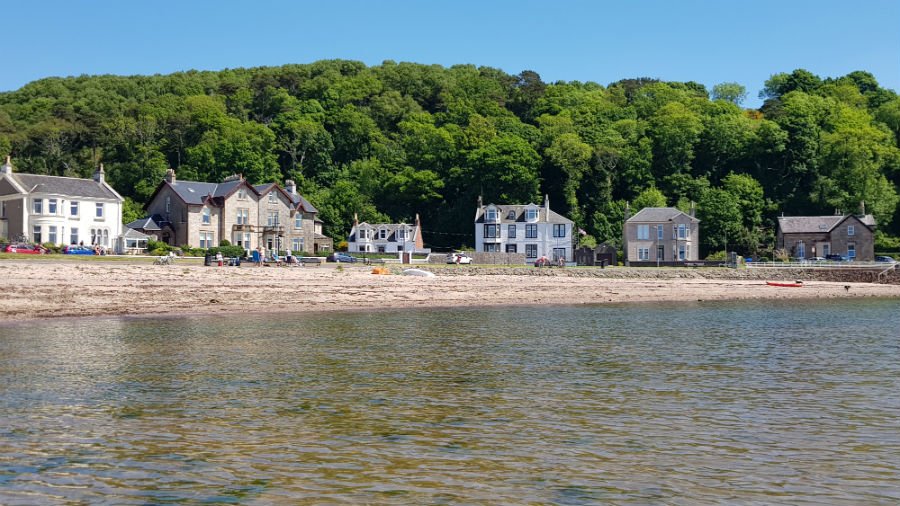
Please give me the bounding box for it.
[204,254,212,267]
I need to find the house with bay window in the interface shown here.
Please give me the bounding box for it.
[474,195,574,263]
[0,157,123,248]
[623,206,700,266]
[132,170,331,253]
[776,213,875,261]
[348,213,426,254]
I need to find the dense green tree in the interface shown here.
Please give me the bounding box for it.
[711,82,747,105]
[0,61,897,244]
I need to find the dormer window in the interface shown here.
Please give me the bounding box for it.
[525,208,538,221]
[397,228,407,241]
[486,207,498,222]
[378,228,387,240]
[359,229,369,240]
[507,210,516,220]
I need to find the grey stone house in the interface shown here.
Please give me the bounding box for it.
[776,213,875,261]
[131,170,330,253]
[623,206,700,266]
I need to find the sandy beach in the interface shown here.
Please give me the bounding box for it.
[2,259,899,322]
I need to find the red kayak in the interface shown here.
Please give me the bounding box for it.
[766,281,804,287]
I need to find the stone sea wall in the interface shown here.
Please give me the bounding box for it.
[423,266,900,284]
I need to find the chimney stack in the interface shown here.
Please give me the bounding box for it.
[165,168,176,184]
[544,194,550,209]
[285,179,296,195]
[689,201,695,218]
[477,195,483,208]
[93,163,105,183]
[1,155,12,175]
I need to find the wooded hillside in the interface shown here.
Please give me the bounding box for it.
[1,61,898,254]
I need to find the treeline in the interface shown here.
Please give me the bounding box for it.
[1,61,899,255]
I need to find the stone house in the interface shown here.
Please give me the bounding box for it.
[474,195,574,263]
[0,157,123,248]
[776,213,875,260]
[134,170,330,253]
[624,206,700,266]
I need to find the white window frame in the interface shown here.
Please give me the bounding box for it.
[525,243,538,258]
[553,224,566,238]
[397,228,407,241]
[486,208,498,221]
[483,224,499,238]
[657,225,663,240]
[48,198,58,215]
[525,208,538,221]
[202,207,211,224]
[678,224,687,239]
[95,203,104,219]
[525,224,537,238]
[638,247,650,260]
[200,231,214,249]
[292,238,302,252]
[70,201,79,217]
[848,243,856,259]
[238,188,247,200]
[637,224,649,240]
[267,211,279,227]
[508,224,516,239]
[236,208,249,225]
[678,244,686,261]
[70,227,78,245]
[48,225,57,244]
[268,192,277,203]
[294,213,302,229]
[33,199,42,214]
[33,225,42,244]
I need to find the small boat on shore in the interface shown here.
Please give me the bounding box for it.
[766,281,804,287]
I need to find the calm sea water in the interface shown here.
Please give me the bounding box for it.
[1,300,899,505]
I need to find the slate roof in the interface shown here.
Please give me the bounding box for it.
[126,216,162,231]
[777,215,876,234]
[627,207,699,223]
[168,181,221,205]
[123,228,151,239]
[11,173,121,200]
[290,193,318,213]
[474,203,573,224]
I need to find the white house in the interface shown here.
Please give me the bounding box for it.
[474,195,574,263]
[0,157,123,248]
[348,213,427,254]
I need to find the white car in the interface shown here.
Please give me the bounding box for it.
[447,253,473,264]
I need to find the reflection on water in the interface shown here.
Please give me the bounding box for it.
[1,300,900,504]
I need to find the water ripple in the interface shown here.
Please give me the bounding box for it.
[1,300,899,504]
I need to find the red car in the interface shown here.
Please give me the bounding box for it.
[4,244,45,254]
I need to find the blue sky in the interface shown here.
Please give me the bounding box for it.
[3,0,898,107]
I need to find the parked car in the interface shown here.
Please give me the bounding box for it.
[326,253,359,263]
[875,256,897,263]
[4,244,45,254]
[808,256,827,262]
[63,245,95,255]
[446,252,473,264]
[826,254,850,262]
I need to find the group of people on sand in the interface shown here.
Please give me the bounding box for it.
[251,246,298,267]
